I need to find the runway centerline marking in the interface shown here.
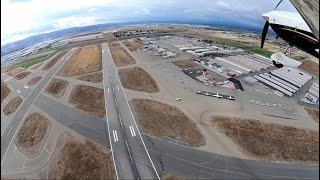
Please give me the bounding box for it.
[108,88,110,93]
[115,98,118,108]
[125,140,133,162]
[118,114,123,129]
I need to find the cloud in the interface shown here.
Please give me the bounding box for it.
[51,15,100,29]
[134,8,151,15]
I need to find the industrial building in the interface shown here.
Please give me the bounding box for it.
[250,67,312,97]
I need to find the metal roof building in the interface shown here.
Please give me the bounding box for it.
[270,71,303,88]
[254,75,293,97]
[264,73,299,91]
[259,74,296,93]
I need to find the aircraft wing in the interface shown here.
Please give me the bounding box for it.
[289,0,319,40]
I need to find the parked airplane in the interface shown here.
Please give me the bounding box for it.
[204,92,210,96]
[260,0,319,68]
[174,97,182,101]
[227,96,235,100]
[212,93,223,98]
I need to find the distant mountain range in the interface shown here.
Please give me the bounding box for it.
[1,21,263,56]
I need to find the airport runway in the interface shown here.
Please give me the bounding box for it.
[101,43,159,179]
[1,48,77,164]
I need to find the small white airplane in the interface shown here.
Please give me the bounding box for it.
[174,97,182,101]
[196,90,201,94]
[249,100,256,103]
[260,0,319,68]
[204,92,210,96]
[266,103,271,107]
[212,93,223,98]
[227,96,235,100]
[261,103,266,106]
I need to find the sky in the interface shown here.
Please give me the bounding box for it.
[1,0,297,46]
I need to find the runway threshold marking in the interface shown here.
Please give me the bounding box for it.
[113,130,119,142]
[117,86,120,91]
[129,126,136,137]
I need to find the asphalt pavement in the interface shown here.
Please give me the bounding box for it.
[1,48,77,164]
[101,43,159,179]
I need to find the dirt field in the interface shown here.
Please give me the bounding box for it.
[7,67,24,76]
[31,63,43,70]
[77,72,103,83]
[16,112,49,154]
[42,51,67,71]
[123,41,144,51]
[110,47,136,66]
[48,135,116,180]
[132,99,205,147]
[1,81,11,103]
[305,108,319,123]
[45,78,69,98]
[172,60,201,69]
[109,42,121,47]
[299,60,319,77]
[27,76,42,86]
[3,96,22,115]
[162,174,185,180]
[119,67,159,93]
[57,46,101,77]
[210,115,319,164]
[14,71,31,80]
[69,84,105,118]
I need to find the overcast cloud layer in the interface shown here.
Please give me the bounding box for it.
[1,0,297,45]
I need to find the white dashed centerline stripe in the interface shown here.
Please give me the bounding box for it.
[118,115,123,129]
[108,88,110,93]
[125,140,133,162]
[117,86,119,91]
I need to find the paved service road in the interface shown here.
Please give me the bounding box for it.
[143,135,319,179]
[33,94,110,150]
[102,43,159,179]
[1,48,77,164]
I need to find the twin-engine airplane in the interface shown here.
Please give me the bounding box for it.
[260,0,319,68]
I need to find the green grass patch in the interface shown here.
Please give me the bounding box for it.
[240,46,274,58]
[210,37,274,58]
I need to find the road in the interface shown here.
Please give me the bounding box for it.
[143,135,319,179]
[101,43,159,179]
[1,48,77,164]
